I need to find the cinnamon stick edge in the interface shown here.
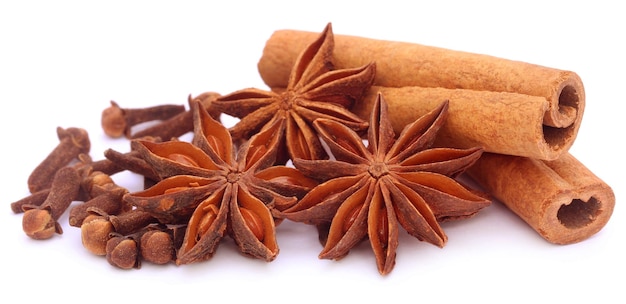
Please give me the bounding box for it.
[468,153,615,245]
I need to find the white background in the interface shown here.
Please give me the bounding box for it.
[1,1,623,303]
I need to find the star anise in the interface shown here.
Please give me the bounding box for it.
[211,23,375,161]
[275,93,491,275]
[123,100,317,264]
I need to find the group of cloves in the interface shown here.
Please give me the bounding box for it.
[11,93,221,269]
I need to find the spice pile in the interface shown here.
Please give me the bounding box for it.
[10,23,614,275]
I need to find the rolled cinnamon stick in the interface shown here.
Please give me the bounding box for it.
[467,152,614,245]
[352,86,581,160]
[257,29,585,159]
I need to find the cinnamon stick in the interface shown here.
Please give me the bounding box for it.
[352,86,582,160]
[467,152,614,244]
[257,29,585,160]
[258,29,584,126]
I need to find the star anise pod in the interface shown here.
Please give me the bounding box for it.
[123,100,317,264]
[211,23,375,161]
[275,93,491,275]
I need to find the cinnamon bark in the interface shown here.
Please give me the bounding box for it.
[257,29,584,160]
[258,29,584,126]
[467,152,614,244]
[352,86,582,160]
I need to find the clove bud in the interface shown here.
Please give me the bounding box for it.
[22,166,81,239]
[140,228,176,265]
[131,92,221,140]
[11,189,50,214]
[27,127,90,193]
[69,184,130,228]
[106,231,143,269]
[101,101,186,138]
[81,208,157,255]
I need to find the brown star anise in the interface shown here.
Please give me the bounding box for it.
[211,23,375,161]
[275,93,491,275]
[123,100,317,264]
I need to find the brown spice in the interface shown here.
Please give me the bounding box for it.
[22,166,82,239]
[80,170,116,196]
[27,127,90,193]
[101,100,186,138]
[353,86,583,160]
[256,26,585,131]
[467,152,615,244]
[140,228,176,265]
[106,225,177,268]
[276,94,491,275]
[123,100,317,264]
[103,148,160,182]
[212,23,374,161]
[74,153,125,177]
[81,208,157,255]
[106,231,143,269]
[69,185,130,228]
[11,189,50,214]
[12,154,118,215]
[130,92,221,140]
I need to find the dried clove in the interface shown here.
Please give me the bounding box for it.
[101,100,186,138]
[103,148,160,182]
[74,153,124,177]
[22,166,81,239]
[140,228,176,265]
[12,155,112,215]
[81,170,116,195]
[81,208,157,255]
[131,92,221,140]
[11,189,50,214]
[69,185,130,227]
[106,225,179,268]
[106,230,147,269]
[27,127,90,193]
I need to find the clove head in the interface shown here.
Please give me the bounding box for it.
[82,171,116,197]
[140,230,174,265]
[81,216,114,255]
[57,126,91,153]
[106,235,140,269]
[101,101,127,138]
[22,208,60,240]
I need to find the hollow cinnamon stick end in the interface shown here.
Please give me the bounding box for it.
[541,72,586,161]
[537,182,615,245]
[468,153,615,245]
